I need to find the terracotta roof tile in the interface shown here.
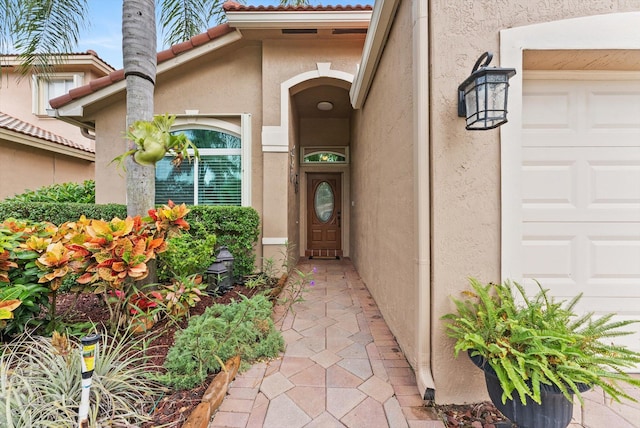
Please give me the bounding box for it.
[49,24,234,109]
[222,1,372,12]
[0,112,95,154]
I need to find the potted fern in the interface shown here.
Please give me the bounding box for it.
[442,278,640,428]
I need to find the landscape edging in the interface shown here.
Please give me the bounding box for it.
[182,355,241,428]
[181,271,288,427]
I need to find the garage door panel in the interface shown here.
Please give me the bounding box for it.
[523,223,640,294]
[523,80,640,147]
[523,147,640,222]
[518,77,640,367]
[588,91,640,130]
[522,89,573,129]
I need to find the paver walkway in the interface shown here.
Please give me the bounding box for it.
[209,257,640,428]
[209,257,443,427]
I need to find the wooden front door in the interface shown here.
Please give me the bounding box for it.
[306,173,342,258]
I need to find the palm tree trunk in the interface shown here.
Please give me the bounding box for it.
[122,0,157,217]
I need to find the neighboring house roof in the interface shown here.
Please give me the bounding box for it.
[1,50,115,74]
[49,3,372,112]
[0,112,95,160]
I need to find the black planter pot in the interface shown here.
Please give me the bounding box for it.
[468,351,590,428]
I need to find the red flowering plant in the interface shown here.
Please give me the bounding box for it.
[0,202,191,333]
[74,202,191,331]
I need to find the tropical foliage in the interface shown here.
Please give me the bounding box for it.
[0,330,160,427]
[442,279,640,405]
[112,114,199,169]
[2,180,95,204]
[0,201,191,333]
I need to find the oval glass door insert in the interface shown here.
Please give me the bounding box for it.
[314,181,334,223]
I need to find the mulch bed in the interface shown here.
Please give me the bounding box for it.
[434,401,513,428]
[54,283,263,428]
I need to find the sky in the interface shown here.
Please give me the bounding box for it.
[77,0,370,70]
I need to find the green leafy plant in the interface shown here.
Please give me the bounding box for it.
[158,233,217,281]
[186,206,260,277]
[442,279,640,406]
[271,243,315,323]
[112,114,199,169]
[2,180,95,204]
[0,330,161,427]
[158,294,284,390]
[163,273,206,317]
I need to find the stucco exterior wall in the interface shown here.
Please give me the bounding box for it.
[350,0,418,370]
[93,42,263,207]
[0,69,103,152]
[0,139,94,199]
[428,0,640,404]
[94,104,127,204]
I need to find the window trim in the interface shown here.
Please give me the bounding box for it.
[32,72,84,116]
[167,114,251,206]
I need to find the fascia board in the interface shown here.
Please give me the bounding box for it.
[54,30,244,125]
[350,0,399,109]
[0,129,95,161]
[1,54,113,74]
[226,10,371,29]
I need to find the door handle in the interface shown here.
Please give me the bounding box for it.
[337,210,341,227]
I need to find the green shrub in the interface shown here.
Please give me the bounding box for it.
[159,294,284,390]
[0,330,160,426]
[442,279,640,405]
[0,204,260,275]
[3,180,95,203]
[0,202,126,224]
[158,234,217,281]
[187,206,260,277]
[0,220,51,337]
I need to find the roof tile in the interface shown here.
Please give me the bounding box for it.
[49,24,235,109]
[222,1,372,12]
[0,112,95,154]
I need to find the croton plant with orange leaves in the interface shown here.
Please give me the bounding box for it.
[0,201,191,332]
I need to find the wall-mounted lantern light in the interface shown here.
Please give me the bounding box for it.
[458,52,516,130]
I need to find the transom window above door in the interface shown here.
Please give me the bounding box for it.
[302,147,349,164]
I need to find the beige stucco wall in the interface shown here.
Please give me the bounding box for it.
[349,0,640,405]
[90,36,363,271]
[0,68,104,152]
[350,0,417,376]
[0,139,94,199]
[429,0,640,404]
[93,42,263,206]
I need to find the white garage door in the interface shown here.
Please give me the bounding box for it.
[520,76,640,358]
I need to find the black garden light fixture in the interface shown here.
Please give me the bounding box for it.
[215,246,235,282]
[458,51,516,130]
[206,260,230,295]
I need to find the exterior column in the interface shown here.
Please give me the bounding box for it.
[261,126,289,272]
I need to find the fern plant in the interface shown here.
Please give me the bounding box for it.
[442,278,640,406]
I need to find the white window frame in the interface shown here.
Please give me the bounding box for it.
[167,114,251,206]
[32,72,84,116]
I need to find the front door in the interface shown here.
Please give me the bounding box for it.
[306,173,342,258]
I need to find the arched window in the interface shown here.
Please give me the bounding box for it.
[155,128,242,206]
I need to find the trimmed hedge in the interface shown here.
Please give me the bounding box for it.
[0,202,261,276]
[0,202,126,224]
[186,206,260,277]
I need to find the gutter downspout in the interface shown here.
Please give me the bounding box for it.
[414,0,435,400]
